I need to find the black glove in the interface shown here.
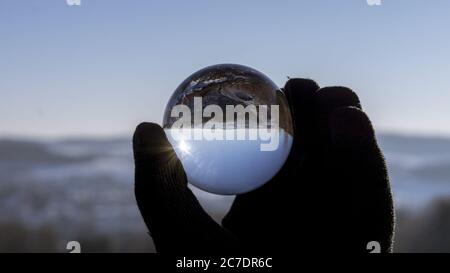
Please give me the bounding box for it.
[133,78,395,253]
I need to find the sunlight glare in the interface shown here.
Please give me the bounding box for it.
[178,139,191,154]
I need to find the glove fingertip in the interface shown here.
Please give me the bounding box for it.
[133,122,175,167]
[331,107,376,149]
[284,78,319,93]
[284,78,319,109]
[317,86,362,111]
[133,122,167,150]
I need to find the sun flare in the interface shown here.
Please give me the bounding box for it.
[178,140,191,154]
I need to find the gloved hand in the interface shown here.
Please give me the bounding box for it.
[133,78,395,253]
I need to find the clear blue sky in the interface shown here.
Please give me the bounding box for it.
[1,0,449,138]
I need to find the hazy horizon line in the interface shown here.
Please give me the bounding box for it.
[2,130,450,142]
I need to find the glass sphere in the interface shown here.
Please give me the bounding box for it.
[163,64,293,195]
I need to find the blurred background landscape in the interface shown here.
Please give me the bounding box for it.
[1,134,450,252]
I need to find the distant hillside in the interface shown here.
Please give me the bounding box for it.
[0,133,449,252]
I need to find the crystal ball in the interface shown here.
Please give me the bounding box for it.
[163,64,294,195]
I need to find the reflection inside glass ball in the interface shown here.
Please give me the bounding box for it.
[163,64,294,195]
